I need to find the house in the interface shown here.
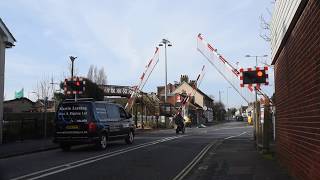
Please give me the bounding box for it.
[4,98,35,113]
[172,81,214,123]
[156,74,214,124]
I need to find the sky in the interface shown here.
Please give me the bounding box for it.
[0,0,274,108]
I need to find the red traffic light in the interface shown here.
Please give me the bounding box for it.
[257,71,263,77]
[75,81,80,86]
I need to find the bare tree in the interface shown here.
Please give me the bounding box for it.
[259,1,275,42]
[87,65,107,85]
[87,65,94,81]
[35,77,51,100]
[259,15,271,42]
[93,66,98,83]
[97,67,107,85]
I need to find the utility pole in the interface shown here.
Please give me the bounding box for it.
[218,90,223,121]
[69,56,77,101]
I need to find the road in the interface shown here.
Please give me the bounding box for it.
[0,121,252,180]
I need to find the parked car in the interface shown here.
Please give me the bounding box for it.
[236,115,244,121]
[53,99,135,151]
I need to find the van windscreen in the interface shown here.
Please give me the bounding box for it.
[57,103,90,122]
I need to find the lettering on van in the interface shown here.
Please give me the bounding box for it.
[58,105,88,122]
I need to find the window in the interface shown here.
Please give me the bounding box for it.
[95,103,107,120]
[119,107,127,119]
[106,104,120,119]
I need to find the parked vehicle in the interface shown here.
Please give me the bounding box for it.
[53,99,135,151]
[236,115,244,121]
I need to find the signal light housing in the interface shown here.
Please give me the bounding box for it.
[64,77,86,95]
[240,67,269,88]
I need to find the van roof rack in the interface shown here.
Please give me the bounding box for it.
[64,98,94,102]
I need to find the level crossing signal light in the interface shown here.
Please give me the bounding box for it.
[64,77,86,95]
[242,69,267,85]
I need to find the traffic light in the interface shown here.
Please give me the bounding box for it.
[64,78,86,95]
[242,69,268,84]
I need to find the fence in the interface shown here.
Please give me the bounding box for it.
[3,112,55,143]
[135,115,175,129]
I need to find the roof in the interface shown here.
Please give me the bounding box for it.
[0,18,16,48]
[173,81,214,102]
[4,97,34,104]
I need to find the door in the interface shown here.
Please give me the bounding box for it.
[118,106,131,136]
[105,104,122,137]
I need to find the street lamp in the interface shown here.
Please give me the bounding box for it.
[158,39,172,104]
[69,56,77,79]
[245,54,268,67]
[227,87,231,120]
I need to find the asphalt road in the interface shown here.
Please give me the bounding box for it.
[0,121,252,180]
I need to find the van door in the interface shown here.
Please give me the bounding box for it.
[105,104,122,138]
[118,106,131,136]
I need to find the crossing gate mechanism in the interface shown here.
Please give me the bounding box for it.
[125,47,160,112]
[197,33,270,104]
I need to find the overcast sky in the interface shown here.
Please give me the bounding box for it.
[0,0,274,108]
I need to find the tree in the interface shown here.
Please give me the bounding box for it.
[87,65,94,81]
[228,108,237,116]
[87,65,107,85]
[212,102,226,121]
[97,68,107,85]
[259,1,275,42]
[34,77,51,100]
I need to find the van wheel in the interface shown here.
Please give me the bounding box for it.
[96,133,108,150]
[60,144,71,151]
[125,131,134,144]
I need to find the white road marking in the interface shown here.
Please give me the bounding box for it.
[11,135,186,180]
[172,131,248,180]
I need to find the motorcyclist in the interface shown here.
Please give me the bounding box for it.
[174,111,185,134]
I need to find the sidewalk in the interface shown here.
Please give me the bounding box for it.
[186,137,291,180]
[0,138,58,159]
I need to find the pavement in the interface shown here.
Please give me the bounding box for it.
[0,138,58,159]
[185,135,291,180]
[0,121,291,180]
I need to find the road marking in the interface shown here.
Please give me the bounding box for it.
[172,131,247,180]
[212,126,251,131]
[172,142,215,180]
[11,135,186,180]
[224,131,247,140]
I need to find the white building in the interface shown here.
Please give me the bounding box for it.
[0,18,16,144]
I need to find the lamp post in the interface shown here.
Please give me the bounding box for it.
[245,54,268,143]
[159,39,172,104]
[227,87,231,120]
[69,56,77,79]
[218,90,224,121]
[69,56,77,101]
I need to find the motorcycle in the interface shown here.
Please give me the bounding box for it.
[176,123,185,134]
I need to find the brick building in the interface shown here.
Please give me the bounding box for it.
[271,0,320,179]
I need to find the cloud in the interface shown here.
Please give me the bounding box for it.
[1,0,274,106]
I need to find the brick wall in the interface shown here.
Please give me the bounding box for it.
[274,0,320,179]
